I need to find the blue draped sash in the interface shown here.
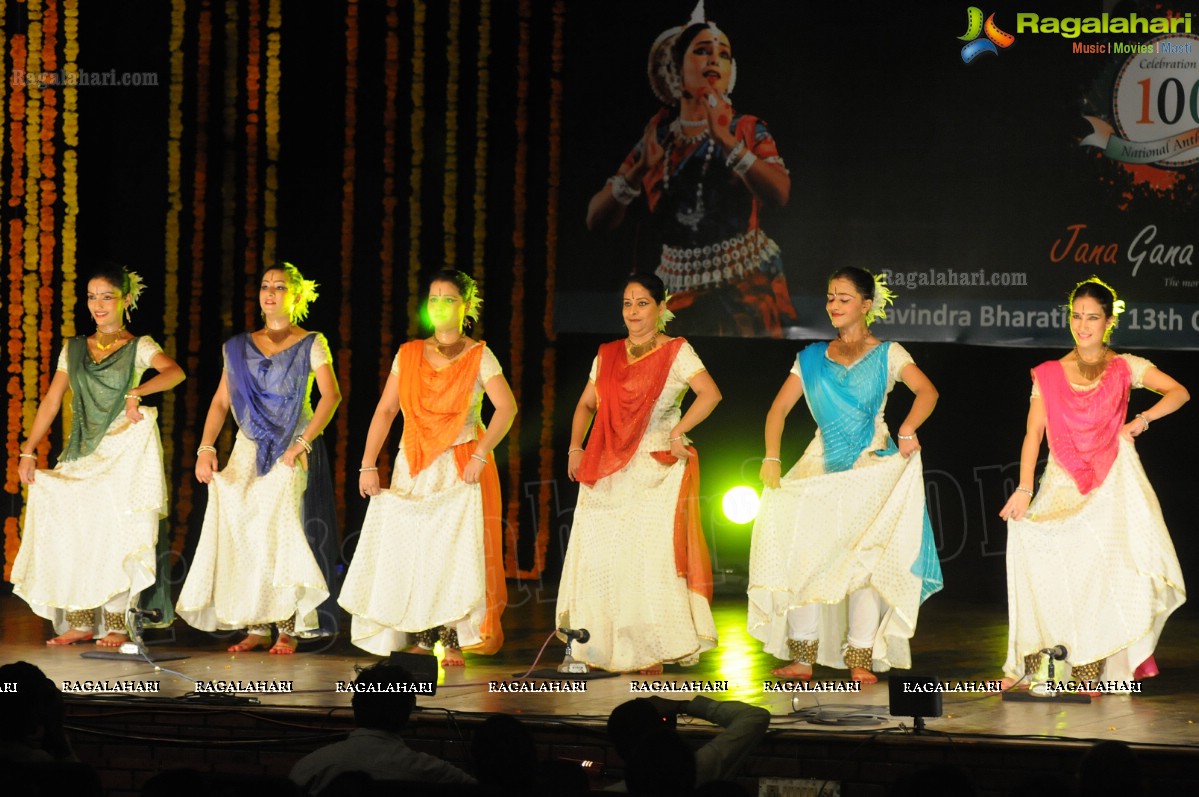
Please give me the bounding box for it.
[224,333,316,477]
[797,341,942,603]
[798,342,896,473]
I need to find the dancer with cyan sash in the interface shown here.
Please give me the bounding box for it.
[14,265,185,646]
[999,278,1187,688]
[749,267,941,683]
[340,270,514,662]
[556,273,722,674]
[179,263,341,654]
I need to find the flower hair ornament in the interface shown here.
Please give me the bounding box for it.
[275,262,320,323]
[647,0,738,105]
[123,268,146,322]
[657,292,677,332]
[291,276,320,323]
[865,272,896,326]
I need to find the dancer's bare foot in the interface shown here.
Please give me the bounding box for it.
[47,629,93,646]
[227,633,271,653]
[269,634,298,655]
[770,661,813,680]
[95,632,128,648]
[637,663,663,676]
[850,666,878,684]
[442,647,465,667]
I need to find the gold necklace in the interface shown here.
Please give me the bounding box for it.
[434,335,466,359]
[95,326,125,351]
[1074,346,1110,382]
[626,333,657,359]
[834,334,869,363]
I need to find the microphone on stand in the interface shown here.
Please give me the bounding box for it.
[558,627,590,644]
[558,627,591,674]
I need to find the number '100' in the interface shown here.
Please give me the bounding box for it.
[1136,78,1199,124]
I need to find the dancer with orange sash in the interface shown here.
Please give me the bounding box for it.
[557,273,722,674]
[340,270,514,663]
[1000,278,1188,687]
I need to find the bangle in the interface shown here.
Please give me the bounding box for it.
[294,435,313,454]
[762,457,782,463]
[610,174,642,206]
[731,150,757,176]
[18,452,36,460]
[724,141,746,167]
[124,393,142,403]
[1136,413,1150,431]
[568,447,584,454]
[1015,487,1034,497]
[897,434,917,441]
[359,466,378,473]
[470,453,488,464]
[196,445,217,456]
[669,435,686,442]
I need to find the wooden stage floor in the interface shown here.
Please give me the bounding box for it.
[3,589,1198,751]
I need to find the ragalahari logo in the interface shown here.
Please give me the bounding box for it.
[958,7,1016,63]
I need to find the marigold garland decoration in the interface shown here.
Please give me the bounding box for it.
[471,0,490,307]
[504,0,531,576]
[406,0,427,339]
[60,0,78,341]
[21,3,43,471]
[162,0,186,484]
[378,0,399,480]
[442,0,460,269]
[3,0,77,580]
[243,0,262,322]
[263,0,281,266]
[334,0,359,513]
[532,0,565,580]
[175,0,214,561]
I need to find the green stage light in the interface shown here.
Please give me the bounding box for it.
[722,486,760,524]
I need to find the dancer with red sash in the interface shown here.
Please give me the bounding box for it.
[1000,278,1188,687]
[340,270,514,663]
[557,273,722,674]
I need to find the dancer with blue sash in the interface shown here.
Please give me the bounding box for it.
[178,263,341,654]
[748,267,941,683]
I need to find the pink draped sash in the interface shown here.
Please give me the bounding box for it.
[1033,357,1130,495]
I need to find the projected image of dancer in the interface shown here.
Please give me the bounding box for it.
[339,270,513,664]
[586,1,794,337]
[557,273,722,674]
[13,266,185,647]
[748,267,942,683]
[178,263,341,655]
[999,277,1188,689]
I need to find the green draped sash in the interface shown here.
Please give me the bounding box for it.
[61,336,139,462]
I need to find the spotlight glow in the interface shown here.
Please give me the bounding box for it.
[722,486,760,524]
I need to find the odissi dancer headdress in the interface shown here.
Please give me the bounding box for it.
[647,0,738,105]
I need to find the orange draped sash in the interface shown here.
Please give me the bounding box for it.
[396,340,506,653]
[579,337,712,603]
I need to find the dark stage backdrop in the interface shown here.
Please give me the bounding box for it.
[1,1,1196,624]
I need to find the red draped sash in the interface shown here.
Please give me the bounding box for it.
[577,337,712,602]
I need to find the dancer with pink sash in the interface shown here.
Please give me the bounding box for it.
[1000,278,1188,687]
